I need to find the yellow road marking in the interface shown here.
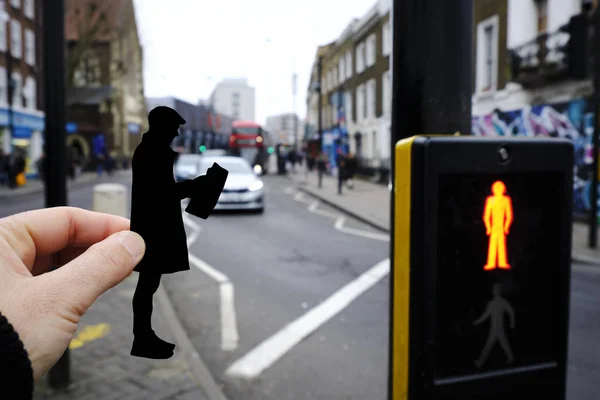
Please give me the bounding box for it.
[69,323,112,349]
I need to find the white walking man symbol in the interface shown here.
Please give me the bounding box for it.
[473,283,515,369]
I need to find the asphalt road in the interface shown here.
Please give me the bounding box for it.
[0,173,599,399]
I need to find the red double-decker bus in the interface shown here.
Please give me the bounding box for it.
[228,120,273,174]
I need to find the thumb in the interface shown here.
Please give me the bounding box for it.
[47,230,145,311]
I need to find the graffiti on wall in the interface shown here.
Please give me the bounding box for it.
[471,98,597,216]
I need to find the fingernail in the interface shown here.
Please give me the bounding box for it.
[116,231,145,259]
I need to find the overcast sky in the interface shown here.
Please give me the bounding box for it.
[132,0,375,125]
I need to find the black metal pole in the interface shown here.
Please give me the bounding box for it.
[388,0,473,398]
[44,0,69,389]
[589,6,600,248]
[6,41,12,161]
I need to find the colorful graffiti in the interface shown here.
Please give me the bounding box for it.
[471,98,597,216]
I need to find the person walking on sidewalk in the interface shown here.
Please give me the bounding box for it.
[336,149,347,195]
[345,153,357,190]
[317,151,328,188]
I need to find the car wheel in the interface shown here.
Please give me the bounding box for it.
[255,207,264,214]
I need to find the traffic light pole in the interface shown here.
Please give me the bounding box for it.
[44,0,70,389]
[388,0,472,397]
[589,6,600,248]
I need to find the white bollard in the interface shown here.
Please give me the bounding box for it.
[93,183,129,217]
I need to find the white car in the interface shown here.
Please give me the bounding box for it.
[198,156,265,213]
[174,154,203,182]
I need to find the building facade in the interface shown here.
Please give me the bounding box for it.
[0,0,45,177]
[265,112,302,145]
[209,78,255,122]
[65,0,147,169]
[306,0,392,176]
[471,0,598,217]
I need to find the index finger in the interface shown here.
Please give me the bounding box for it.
[0,206,131,271]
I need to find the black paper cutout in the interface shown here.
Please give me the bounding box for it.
[129,106,228,359]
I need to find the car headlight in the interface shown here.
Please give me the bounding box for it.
[249,180,264,192]
[253,165,262,174]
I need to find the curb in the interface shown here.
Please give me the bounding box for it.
[157,285,229,400]
[294,184,389,233]
[293,181,600,267]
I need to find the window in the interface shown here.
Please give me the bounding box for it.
[328,70,333,90]
[383,71,391,117]
[333,68,338,87]
[24,29,34,65]
[356,43,365,73]
[382,22,391,56]
[366,34,376,67]
[0,18,6,52]
[23,76,35,110]
[366,79,375,119]
[11,71,22,108]
[24,0,34,19]
[476,15,499,93]
[345,50,352,78]
[10,20,21,59]
[356,84,365,121]
[339,57,345,82]
[10,0,20,8]
[484,26,493,90]
[345,91,353,123]
[535,0,548,34]
[0,67,6,105]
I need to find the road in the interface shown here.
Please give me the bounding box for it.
[0,173,599,399]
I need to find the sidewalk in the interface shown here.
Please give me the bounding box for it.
[0,171,128,200]
[290,171,600,266]
[33,273,209,400]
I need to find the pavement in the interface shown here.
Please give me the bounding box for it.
[288,169,600,266]
[0,171,113,200]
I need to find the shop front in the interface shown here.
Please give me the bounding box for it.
[0,108,45,178]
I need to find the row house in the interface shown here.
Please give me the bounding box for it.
[306,0,392,176]
[471,0,596,217]
[0,0,45,177]
[65,0,147,170]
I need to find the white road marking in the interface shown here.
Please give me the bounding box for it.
[284,186,295,194]
[308,200,339,218]
[224,258,390,380]
[182,213,239,351]
[334,217,390,242]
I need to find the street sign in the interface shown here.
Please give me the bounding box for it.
[391,136,573,400]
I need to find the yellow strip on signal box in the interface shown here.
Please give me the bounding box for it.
[392,136,416,400]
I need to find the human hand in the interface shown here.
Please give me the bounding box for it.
[486,227,491,236]
[0,207,145,380]
[504,226,510,235]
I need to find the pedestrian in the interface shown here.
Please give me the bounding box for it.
[317,152,327,188]
[129,106,228,359]
[336,149,347,195]
[0,207,147,400]
[0,148,6,186]
[345,153,357,189]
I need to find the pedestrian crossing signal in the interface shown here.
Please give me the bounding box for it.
[199,145,207,152]
[268,147,275,154]
[391,135,573,400]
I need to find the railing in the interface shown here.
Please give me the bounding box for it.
[508,25,571,87]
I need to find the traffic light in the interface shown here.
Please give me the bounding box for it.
[391,136,573,400]
[199,145,207,152]
[267,146,275,154]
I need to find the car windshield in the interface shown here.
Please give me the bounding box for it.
[199,159,253,175]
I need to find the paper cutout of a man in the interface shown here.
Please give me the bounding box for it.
[483,180,513,270]
[129,106,228,359]
[473,283,515,368]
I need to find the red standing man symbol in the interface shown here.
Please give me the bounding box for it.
[483,181,513,271]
